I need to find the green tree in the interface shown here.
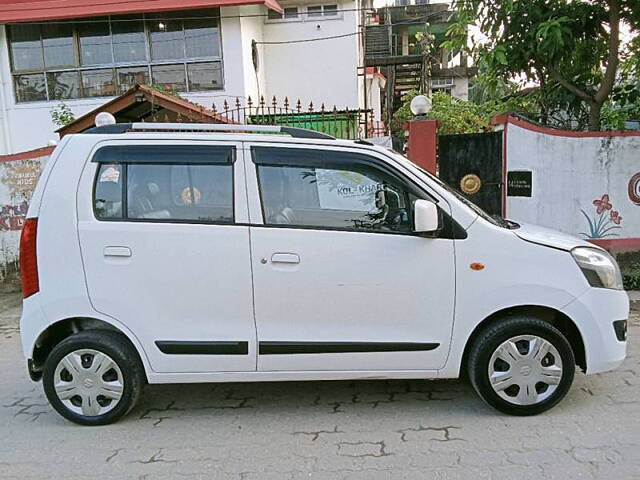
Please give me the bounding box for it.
[445,0,640,130]
[392,91,537,136]
[604,35,640,128]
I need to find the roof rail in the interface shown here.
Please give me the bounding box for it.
[83,122,336,140]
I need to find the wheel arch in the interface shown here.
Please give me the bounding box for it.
[460,305,586,377]
[29,316,149,381]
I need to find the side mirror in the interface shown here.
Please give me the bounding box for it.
[414,199,439,233]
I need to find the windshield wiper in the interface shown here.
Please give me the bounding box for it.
[491,215,520,229]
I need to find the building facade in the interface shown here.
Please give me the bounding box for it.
[364,2,475,125]
[0,0,374,154]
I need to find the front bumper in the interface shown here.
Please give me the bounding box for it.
[561,288,629,375]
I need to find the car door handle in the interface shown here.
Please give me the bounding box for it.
[104,246,132,257]
[270,253,300,264]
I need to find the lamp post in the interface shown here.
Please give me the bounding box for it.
[405,94,438,175]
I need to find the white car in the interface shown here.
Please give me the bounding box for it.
[19,123,628,425]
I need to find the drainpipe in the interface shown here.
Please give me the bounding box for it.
[0,26,12,154]
[0,76,11,155]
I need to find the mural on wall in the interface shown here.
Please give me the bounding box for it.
[630,172,640,206]
[0,159,43,231]
[0,151,50,282]
[580,194,623,239]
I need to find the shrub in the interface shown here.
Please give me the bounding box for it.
[623,262,640,291]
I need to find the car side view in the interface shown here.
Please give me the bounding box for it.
[19,123,628,425]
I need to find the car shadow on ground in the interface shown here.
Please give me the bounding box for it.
[128,377,499,426]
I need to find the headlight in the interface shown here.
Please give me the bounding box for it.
[571,247,623,290]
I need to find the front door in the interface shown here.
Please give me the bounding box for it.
[247,144,455,372]
[77,141,257,374]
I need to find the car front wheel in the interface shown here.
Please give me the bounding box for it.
[468,316,576,415]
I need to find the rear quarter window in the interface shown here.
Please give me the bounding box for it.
[94,164,123,219]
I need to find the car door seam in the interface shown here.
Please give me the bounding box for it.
[242,144,260,371]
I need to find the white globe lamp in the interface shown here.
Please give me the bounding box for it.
[95,112,117,127]
[409,95,432,116]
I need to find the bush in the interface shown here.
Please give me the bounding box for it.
[390,91,538,137]
[623,262,640,291]
[50,102,75,128]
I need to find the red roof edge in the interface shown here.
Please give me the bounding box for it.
[0,146,55,163]
[0,0,283,23]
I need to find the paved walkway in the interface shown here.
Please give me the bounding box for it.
[0,293,638,479]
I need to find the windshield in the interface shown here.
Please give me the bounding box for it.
[386,149,519,229]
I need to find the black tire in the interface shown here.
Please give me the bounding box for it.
[43,329,145,426]
[467,316,575,416]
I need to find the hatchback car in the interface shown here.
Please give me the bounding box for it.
[19,122,628,425]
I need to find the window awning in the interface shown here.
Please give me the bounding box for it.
[0,0,283,23]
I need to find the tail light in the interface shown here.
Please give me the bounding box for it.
[20,218,39,298]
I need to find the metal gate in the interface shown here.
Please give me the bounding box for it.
[438,131,503,216]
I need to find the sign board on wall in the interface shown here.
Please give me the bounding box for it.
[507,171,532,197]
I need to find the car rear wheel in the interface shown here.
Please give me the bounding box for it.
[468,316,576,415]
[43,330,144,425]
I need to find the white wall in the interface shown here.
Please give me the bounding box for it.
[365,73,384,122]
[505,122,640,242]
[260,0,360,108]
[452,77,468,100]
[239,7,266,102]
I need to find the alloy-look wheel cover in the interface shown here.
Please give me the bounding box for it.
[53,349,124,416]
[488,335,563,406]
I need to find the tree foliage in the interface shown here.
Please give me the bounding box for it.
[50,102,75,128]
[444,0,640,130]
[603,35,640,129]
[391,91,537,136]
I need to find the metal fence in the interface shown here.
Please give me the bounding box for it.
[210,96,387,140]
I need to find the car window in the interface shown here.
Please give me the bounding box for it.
[127,163,233,222]
[254,147,414,233]
[92,145,234,223]
[94,163,123,219]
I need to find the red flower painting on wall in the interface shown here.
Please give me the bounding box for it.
[580,194,623,239]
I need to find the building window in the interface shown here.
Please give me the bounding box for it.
[267,7,300,21]
[266,4,339,23]
[7,8,224,103]
[431,77,454,87]
[306,5,339,18]
[432,87,452,96]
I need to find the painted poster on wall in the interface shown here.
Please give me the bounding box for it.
[0,159,44,231]
[0,150,50,281]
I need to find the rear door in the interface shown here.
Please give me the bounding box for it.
[77,140,257,374]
